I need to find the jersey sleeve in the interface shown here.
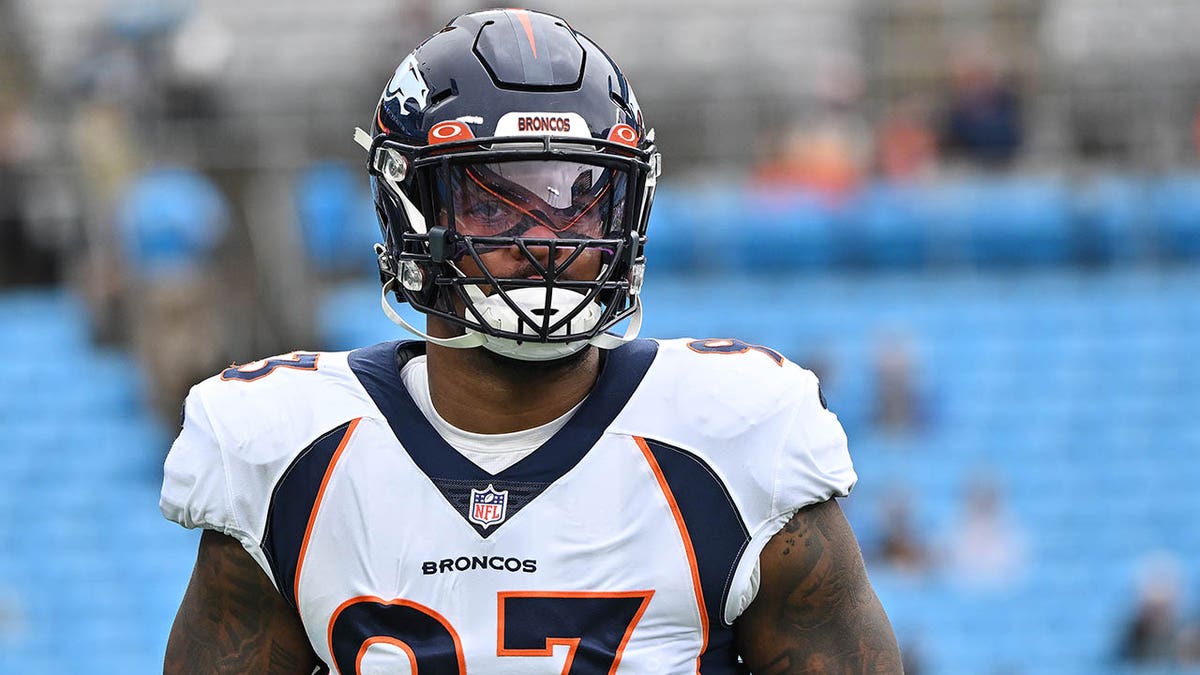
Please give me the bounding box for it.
[725,365,857,623]
[158,350,369,588]
[772,366,857,519]
[159,386,249,541]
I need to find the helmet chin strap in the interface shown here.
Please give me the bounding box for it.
[356,128,427,235]
[380,278,643,361]
[379,278,488,350]
[353,127,373,151]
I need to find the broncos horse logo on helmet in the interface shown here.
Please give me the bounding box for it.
[354,8,661,362]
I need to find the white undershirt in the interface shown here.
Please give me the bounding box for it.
[399,355,583,474]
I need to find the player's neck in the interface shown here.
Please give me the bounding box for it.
[424,343,601,435]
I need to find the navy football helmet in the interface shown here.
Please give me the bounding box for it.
[356,9,660,361]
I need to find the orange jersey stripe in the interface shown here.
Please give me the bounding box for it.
[294,417,362,604]
[634,436,708,673]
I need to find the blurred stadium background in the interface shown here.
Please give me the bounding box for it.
[2,0,1199,673]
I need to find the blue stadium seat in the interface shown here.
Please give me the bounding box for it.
[665,186,746,273]
[1149,174,1200,259]
[318,280,412,350]
[117,166,229,280]
[970,179,1075,265]
[1076,176,1151,263]
[732,188,844,271]
[643,185,701,272]
[296,161,380,276]
[0,291,91,356]
[845,182,931,267]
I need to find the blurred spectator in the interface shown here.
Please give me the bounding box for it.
[870,333,929,434]
[117,165,232,425]
[872,490,931,577]
[876,97,939,181]
[0,0,61,288]
[940,41,1023,167]
[752,122,867,202]
[1117,552,1186,664]
[752,56,870,203]
[1193,106,1200,163]
[0,104,59,286]
[69,32,145,343]
[945,474,1027,590]
[1177,623,1200,664]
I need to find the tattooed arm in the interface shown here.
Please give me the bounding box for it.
[735,498,903,674]
[164,530,319,675]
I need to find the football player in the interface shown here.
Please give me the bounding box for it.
[161,9,902,674]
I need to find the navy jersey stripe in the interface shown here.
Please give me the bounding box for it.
[638,437,751,674]
[261,418,359,608]
[348,340,659,538]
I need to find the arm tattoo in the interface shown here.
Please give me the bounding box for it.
[165,530,319,674]
[736,499,904,674]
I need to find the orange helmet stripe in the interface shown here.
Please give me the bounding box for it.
[513,9,538,59]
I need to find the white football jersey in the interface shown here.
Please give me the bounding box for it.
[161,338,856,674]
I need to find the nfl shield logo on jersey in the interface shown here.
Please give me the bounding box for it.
[469,484,509,529]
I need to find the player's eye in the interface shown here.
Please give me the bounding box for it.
[458,198,525,236]
[466,200,507,223]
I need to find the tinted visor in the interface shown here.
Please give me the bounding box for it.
[443,160,627,239]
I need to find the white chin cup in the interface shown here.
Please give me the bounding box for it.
[380,279,643,360]
[468,287,601,361]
